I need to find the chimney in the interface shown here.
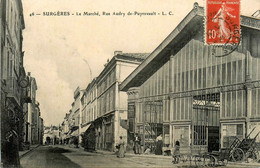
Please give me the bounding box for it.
[114,51,123,56]
[193,2,199,9]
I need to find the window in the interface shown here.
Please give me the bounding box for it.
[193,93,220,146]
[222,123,244,148]
[129,118,135,133]
[105,124,112,143]
[250,36,260,58]
[144,101,163,123]
[173,126,190,147]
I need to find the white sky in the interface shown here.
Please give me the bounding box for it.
[22,0,260,126]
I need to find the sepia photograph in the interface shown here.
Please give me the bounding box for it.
[0,0,260,167]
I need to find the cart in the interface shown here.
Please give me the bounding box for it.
[230,127,260,162]
[207,127,260,166]
[207,148,231,166]
[172,145,210,167]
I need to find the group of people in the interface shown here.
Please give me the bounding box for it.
[116,133,181,158]
[116,133,166,158]
[116,133,142,158]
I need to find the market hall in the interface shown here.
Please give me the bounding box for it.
[120,4,260,153]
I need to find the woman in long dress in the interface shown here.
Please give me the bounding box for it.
[212,2,236,41]
[155,134,163,155]
[117,136,125,158]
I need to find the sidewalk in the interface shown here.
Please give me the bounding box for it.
[96,148,172,159]
[58,145,260,167]
[61,144,171,159]
[113,151,260,167]
[19,144,40,158]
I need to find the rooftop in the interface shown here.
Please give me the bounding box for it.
[117,53,150,60]
[120,3,260,92]
[96,51,150,82]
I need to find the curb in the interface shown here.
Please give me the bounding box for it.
[19,145,40,159]
[96,150,171,159]
[125,153,172,159]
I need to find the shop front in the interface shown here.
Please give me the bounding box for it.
[81,123,95,151]
[103,114,114,151]
[93,113,115,151]
[94,117,103,150]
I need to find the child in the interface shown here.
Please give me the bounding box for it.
[172,141,180,164]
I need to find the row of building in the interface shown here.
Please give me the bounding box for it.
[0,0,44,167]
[60,3,260,154]
[60,52,149,151]
[43,125,60,145]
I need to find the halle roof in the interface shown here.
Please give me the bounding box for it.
[120,3,260,92]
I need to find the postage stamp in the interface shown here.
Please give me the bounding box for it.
[205,0,240,45]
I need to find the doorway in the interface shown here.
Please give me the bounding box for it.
[193,93,220,152]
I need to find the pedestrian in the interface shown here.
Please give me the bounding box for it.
[134,133,141,154]
[117,136,125,158]
[155,134,163,155]
[172,141,180,164]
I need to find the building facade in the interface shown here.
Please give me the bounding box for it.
[120,4,260,153]
[0,0,27,166]
[43,125,60,145]
[27,73,44,145]
[71,87,81,144]
[39,117,44,145]
[62,113,70,143]
[93,51,149,151]
[80,78,97,150]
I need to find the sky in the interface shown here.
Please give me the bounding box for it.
[22,0,260,126]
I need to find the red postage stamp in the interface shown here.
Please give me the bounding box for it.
[206,0,240,45]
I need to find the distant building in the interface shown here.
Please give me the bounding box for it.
[43,125,60,145]
[26,73,43,145]
[39,118,44,145]
[66,87,83,146]
[80,78,97,150]
[61,113,70,144]
[65,51,150,151]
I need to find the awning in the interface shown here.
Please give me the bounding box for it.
[80,124,91,133]
[80,124,91,134]
[71,130,79,137]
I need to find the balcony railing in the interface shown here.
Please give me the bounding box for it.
[6,77,21,104]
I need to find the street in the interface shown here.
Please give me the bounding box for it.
[20,145,175,168]
[20,145,260,168]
